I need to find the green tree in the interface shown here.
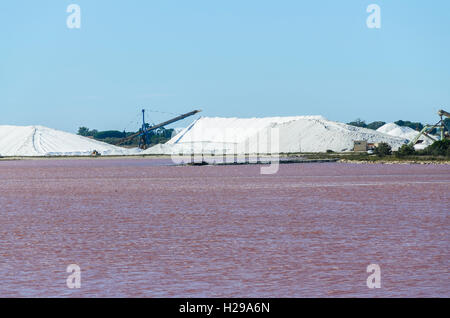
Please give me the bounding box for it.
[93,130,126,139]
[347,119,367,128]
[374,143,392,157]
[423,140,450,156]
[77,127,90,136]
[396,144,415,157]
[366,121,386,130]
[395,120,423,131]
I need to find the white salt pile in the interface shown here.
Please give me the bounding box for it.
[275,118,407,152]
[376,123,433,149]
[377,123,419,140]
[0,125,140,157]
[144,116,408,154]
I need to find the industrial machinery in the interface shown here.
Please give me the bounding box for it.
[116,109,201,149]
[408,109,450,146]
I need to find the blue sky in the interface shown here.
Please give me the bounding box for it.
[0,1,449,132]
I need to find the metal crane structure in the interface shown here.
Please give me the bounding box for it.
[116,109,201,149]
[408,109,450,146]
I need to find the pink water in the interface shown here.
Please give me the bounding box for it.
[0,159,448,297]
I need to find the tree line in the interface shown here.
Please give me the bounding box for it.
[347,118,450,133]
[372,140,450,158]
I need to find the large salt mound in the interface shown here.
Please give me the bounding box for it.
[0,125,140,157]
[275,118,407,152]
[143,116,408,154]
[377,123,417,139]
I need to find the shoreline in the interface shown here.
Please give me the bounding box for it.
[337,159,450,165]
[1,153,449,165]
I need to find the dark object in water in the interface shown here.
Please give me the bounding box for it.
[187,161,208,166]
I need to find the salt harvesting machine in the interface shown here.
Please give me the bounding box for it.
[408,109,450,146]
[116,109,201,149]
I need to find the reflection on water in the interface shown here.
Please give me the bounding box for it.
[0,159,449,297]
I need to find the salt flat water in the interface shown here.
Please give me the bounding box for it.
[0,159,448,297]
